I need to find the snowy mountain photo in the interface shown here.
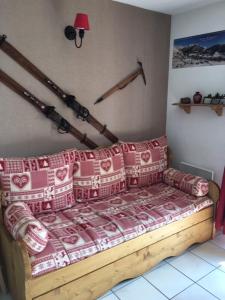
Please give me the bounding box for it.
[172,30,225,68]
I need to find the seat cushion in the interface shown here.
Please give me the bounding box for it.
[30,183,213,277]
[120,136,168,188]
[65,145,126,202]
[0,151,75,215]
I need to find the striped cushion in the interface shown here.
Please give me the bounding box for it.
[4,202,48,255]
[163,168,209,197]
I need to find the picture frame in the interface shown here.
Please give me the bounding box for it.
[173,30,225,69]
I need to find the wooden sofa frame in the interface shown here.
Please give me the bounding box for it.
[0,180,220,300]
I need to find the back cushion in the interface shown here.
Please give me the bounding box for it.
[120,136,168,188]
[65,144,126,202]
[0,151,74,215]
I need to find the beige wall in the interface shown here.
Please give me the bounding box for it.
[0,0,170,157]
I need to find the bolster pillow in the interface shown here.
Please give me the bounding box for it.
[4,202,48,255]
[163,168,209,197]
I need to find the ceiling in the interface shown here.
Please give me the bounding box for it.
[113,0,224,15]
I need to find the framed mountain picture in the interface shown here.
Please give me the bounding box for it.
[172,30,225,69]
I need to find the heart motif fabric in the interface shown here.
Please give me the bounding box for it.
[18,181,213,278]
[56,168,67,181]
[12,174,29,189]
[103,223,118,232]
[66,145,127,202]
[4,202,48,255]
[137,213,149,221]
[120,136,168,188]
[100,160,111,172]
[141,152,151,163]
[40,215,57,224]
[163,168,209,197]
[62,235,79,245]
[0,150,75,215]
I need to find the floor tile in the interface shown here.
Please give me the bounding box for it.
[165,255,180,263]
[112,277,140,292]
[99,293,119,300]
[198,269,225,300]
[144,263,193,298]
[215,230,223,237]
[187,243,203,251]
[145,260,168,272]
[211,233,225,250]
[114,277,167,300]
[165,251,188,263]
[191,241,225,267]
[172,284,218,300]
[97,290,112,300]
[168,252,215,281]
[219,264,225,273]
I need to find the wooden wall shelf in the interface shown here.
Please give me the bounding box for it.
[172,103,225,116]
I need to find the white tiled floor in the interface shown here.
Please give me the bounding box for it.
[1,232,225,300]
[98,231,225,300]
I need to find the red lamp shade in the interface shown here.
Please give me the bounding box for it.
[74,13,90,30]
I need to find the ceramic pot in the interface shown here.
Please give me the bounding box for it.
[193,92,202,104]
[180,97,191,104]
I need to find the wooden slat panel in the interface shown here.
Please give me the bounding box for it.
[35,218,212,300]
[31,207,213,297]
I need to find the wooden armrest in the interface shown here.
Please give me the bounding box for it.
[208,180,220,204]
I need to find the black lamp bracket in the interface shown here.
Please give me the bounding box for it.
[64,26,76,40]
[64,26,84,48]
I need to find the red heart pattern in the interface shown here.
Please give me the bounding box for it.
[41,215,56,223]
[164,203,175,210]
[137,213,149,221]
[1,150,75,215]
[100,160,111,172]
[141,152,151,163]
[12,174,29,189]
[56,168,67,181]
[62,235,79,244]
[103,223,117,232]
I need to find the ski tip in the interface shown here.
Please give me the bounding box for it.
[94,97,103,105]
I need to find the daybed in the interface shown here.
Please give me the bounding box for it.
[0,136,220,300]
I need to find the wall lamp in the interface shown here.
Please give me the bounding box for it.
[64,13,90,48]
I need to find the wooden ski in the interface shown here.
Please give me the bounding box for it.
[0,68,98,149]
[0,35,118,144]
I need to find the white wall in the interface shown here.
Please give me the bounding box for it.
[167,1,225,185]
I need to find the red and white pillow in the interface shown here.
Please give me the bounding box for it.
[163,168,209,197]
[0,151,74,214]
[4,202,48,255]
[120,136,168,188]
[65,145,127,202]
